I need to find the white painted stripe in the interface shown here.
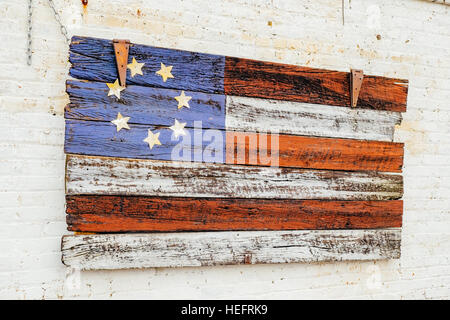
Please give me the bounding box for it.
[65,155,403,200]
[226,96,402,141]
[61,229,402,269]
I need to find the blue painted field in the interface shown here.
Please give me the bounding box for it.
[66,80,226,130]
[65,119,225,163]
[69,36,225,93]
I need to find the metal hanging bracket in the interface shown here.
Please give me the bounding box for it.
[113,39,130,87]
[350,69,364,108]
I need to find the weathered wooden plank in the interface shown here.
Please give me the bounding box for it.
[226,131,404,172]
[66,196,403,232]
[61,229,402,269]
[226,96,402,142]
[224,57,408,112]
[69,36,225,93]
[65,80,226,129]
[65,155,403,200]
[65,119,225,162]
[65,118,403,172]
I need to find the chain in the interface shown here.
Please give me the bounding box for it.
[27,0,33,65]
[26,0,70,65]
[47,0,70,43]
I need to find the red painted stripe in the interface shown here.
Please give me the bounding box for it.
[66,196,403,232]
[225,131,404,172]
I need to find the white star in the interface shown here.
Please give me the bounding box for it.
[174,90,192,109]
[106,79,125,99]
[155,62,174,82]
[127,57,145,77]
[143,130,161,150]
[111,112,130,132]
[169,119,187,139]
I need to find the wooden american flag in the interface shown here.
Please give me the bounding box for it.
[61,36,407,269]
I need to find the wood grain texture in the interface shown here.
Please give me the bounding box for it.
[224,57,408,112]
[65,79,402,142]
[65,119,225,163]
[61,229,402,269]
[69,36,225,93]
[65,155,403,200]
[226,131,404,172]
[65,80,226,130]
[69,36,408,112]
[226,96,402,142]
[65,118,403,172]
[66,196,403,232]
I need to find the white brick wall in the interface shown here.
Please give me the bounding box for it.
[1,0,449,299]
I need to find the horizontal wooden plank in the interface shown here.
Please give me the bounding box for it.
[66,155,403,200]
[226,96,402,142]
[65,80,226,129]
[65,119,403,172]
[224,57,408,112]
[66,196,403,232]
[69,36,225,93]
[61,229,402,269]
[65,119,225,162]
[226,131,404,172]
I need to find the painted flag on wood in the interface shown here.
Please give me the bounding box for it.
[62,36,407,270]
